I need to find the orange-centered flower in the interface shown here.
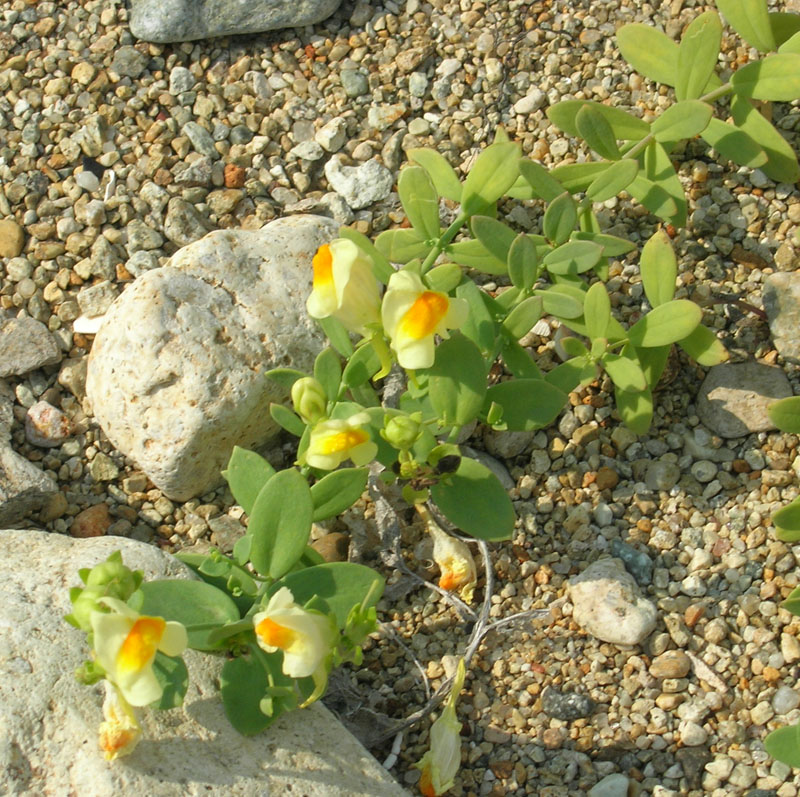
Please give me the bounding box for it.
[306,239,381,334]
[91,597,187,707]
[255,616,297,650]
[382,270,468,369]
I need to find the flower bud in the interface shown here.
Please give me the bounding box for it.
[85,560,139,601]
[291,377,327,424]
[69,585,107,632]
[381,413,422,450]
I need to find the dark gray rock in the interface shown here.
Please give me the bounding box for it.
[610,539,653,586]
[130,0,344,43]
[696,361,792,438]
[541,687,596,721]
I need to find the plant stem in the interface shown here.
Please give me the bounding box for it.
[420,212,468,274]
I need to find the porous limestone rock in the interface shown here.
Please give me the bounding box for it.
[129,0,343,43]
[0,529,408,797]
[568,557,657,646]
[86,216,335,500]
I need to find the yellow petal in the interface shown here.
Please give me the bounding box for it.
[399,291,449,340]
[117,617,165,675]
[312,244,334,289]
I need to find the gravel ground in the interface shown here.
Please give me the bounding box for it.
[3,0,800,794]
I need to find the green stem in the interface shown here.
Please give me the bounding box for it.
[420,212,468,274]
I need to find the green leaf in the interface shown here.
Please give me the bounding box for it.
[269,403,305,437]
[310,468,368,521]
[586,158,639,202]
[430,457,515,541]
[642,140,687,226]
[716,0,776,52]
[701,117,768,171]
[313,348,341,403]
[779,30,800,54]
[398,165,440,239]
[518,158,566,201]
[769,396,800,433]
[461,141,521,215]
[447,239,507,275]
[617,23,680,86]
[651,101,713,142]
[507,233,539,291]
[220,653,283,736]
[483,379,567,431]
[628,300,702,347]
[177,552,258,616]
[375,228,429,263]
[425,263,463,293]
[782,583,800,614]
[571,231,637,257]
[678,325,729,367]
[248,468,313,579]
[627,175,678,224]
[615,386,653,434]
[138,580,240,651]
[543,192,577,246]
[337,226,395,284]
[543,240,604,276]
[547,100,650,141]
[501,339,542,379]
[772,12,800,48]
[545,357,597,393]
[730,95,800,182]
[471,215,517,264]
[550,161,613,193]
[537,284,586,319]
[765,724,800,769]
[277,562,384,628]
[561,337,590,358]
[150,651,189,710]
[455,280,498,354]
[342,343,381,389]
[408,148,462,201]
[222,446,276,515]
[637,344,671,389]
[603,352,647,392]
[265,367,307,390]
[676,11,722,101]
[575,105,620,160]
[583,282,611,340]
[640,229,677,307]
[503,296,543,340]
[731,54,800,100]
[427,333,487,427]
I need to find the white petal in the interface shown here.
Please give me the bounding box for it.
[118,665,163,707]
[91,611,132,675]
[158,621,188,657]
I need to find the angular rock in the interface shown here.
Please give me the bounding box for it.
[696,361,792,438]
[130,0,344,43]
[324,156,394,210]
[764,271,800,363]
[568,557,658,646]
[163,198,211,247]
[0,317,61,378]
[86,216,334,500]
[0,530,407,796]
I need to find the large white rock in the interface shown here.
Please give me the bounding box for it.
[86,216,336,500]
[0,529,408,796]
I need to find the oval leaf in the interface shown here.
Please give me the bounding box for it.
[537,285,585,319]
[615,386,653,434]
[678,325,729,367]
[547,100,650,141]
[425,263,463,293]
[651,100,713,142]
[503,295,543,340]
[603,352,647,392]
[408,148,462,201]
[627,300,702,347]
[575,104,620,160]
[543,192,577,246]
[507,233,539,292]
[398,165,440,239]
[617,23,679,86]
[716,0,776,52]
[248,468,314,579]
[519,158,566,201]
[701,117,768,170]
[731,54,800,101]
[768,396,800,434]
[430,457,515,541]
[765,724,800,769]
[640,229,677,307]
[461,141,521,215]
[313,348,341,403]
[676,11,722,101]
[543,240,604,276]
[375,228,429,263]
[483,379,567,431]
[583,281,611,340]
[222,446,276,515]
[550,161,612,193]
[586,158,639,202]
[428,333,487,427]
[471,215,517,264]
[310,468,368,522]
[447,239,507,275]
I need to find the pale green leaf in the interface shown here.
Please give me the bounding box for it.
[503,296,543,339]
[424,263,462,293]
[583,281,611,341]
[628,300,702,347]
[772,12,800,48]
[575,105,620,160]
[717,0,776,52]
[676,11,722,101]
[447,238,507,275]
[507,233,539,291]
[615,386,653,434]
[765,724,800,769]
[547,100,650,141]
[483,379,567,431]
[701,117,768,170]
[642,141,687,227]
[408,148,462,201]
[543,240,604,276]
[640,229,677,307]
[768,396,800,434]
[543,192,577,245]
[471,215,517,264]
[626,174,678,222]
[550,161,612,193]
[222,446,276,515]
[313,348,341,403]
[678,325,729,367]
[570,231,637,257]
[518,158,566,201]
[537,284,586,319]
[375,228,429,263]
[731,54,800,101]
[603,353,647,392]
[461,141,521,215]
[586,158,639,202]
[310,468,368,521]
[651,101,713,142]
[428,333,487,427]
[398,166,440,239]
[617,23,679,86]
[779,30,800,54]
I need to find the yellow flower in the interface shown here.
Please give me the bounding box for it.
[302,411,378,470]
[91,597,188,707]
[416,658,466,796]
[98,680,142,761]
[306,239,381,334]
[253,587,335,681]
[381,270,468,370]
[426,512,477,603]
